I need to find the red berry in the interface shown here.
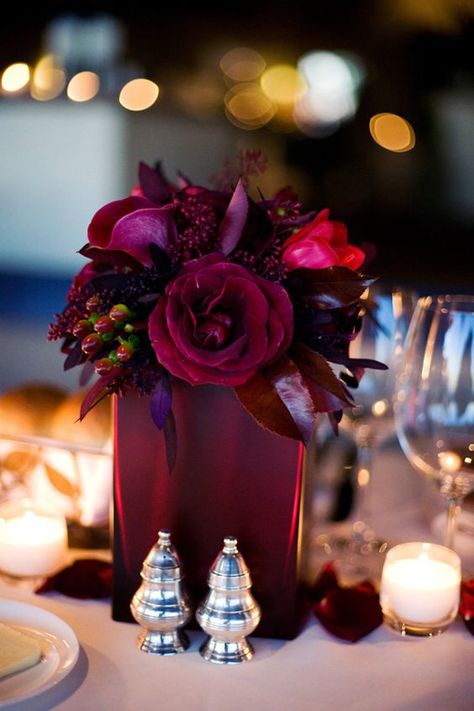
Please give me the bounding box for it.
[116,342,134,362]
[95,357,115,375]
[85,295,101,312]
[109,304,130,322]
[81,333,102,355]
[93,315,115,334]
[72,319,92,339]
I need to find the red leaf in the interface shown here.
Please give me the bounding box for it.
[80,369,121,420]
[234,373,302,441]
[264,356,319,446]
[291,343,354,407]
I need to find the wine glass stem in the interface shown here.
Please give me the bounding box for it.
[352,443,374,540]
[445,496,461,550]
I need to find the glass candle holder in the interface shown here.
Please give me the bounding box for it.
[0,498,68,578]
[380,542,461,636]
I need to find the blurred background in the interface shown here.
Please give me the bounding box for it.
[1,0,473,392]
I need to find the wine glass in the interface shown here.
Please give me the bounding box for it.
[311,286,415,579]
[395,295,474,549]
[344,286,416,549]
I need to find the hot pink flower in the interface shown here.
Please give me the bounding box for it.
[149,253,293,386]
[282,209,365,271]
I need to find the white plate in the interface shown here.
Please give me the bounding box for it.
[0,600,79,707]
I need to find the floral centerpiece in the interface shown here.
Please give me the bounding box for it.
[50,151,384,639]
[50,152,381,457]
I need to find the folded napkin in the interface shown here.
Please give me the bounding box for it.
[310,562,383,642]
[35,559,112,599]
[460,579,474,636]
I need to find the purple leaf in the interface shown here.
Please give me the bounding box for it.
[218,179,248,256]
[139,161,172,204]
[64,341,84,371]
[150,374,172,429]
[79,360,95,387]
[163,410,177,473]
[176,170,192,188]
[287,266,376,309]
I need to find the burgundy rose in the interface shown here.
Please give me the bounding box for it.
[282,209,365,271]
[87,195,177,267]
[149,253,293,386]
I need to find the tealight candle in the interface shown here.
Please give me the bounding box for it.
[0,499,67,578]
[380,542,461,636]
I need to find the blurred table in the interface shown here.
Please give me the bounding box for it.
[1,442,473,711]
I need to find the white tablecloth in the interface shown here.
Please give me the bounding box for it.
[1,442,474,711]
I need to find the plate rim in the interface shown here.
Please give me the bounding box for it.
[0,599,79,707]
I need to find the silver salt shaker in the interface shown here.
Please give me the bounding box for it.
[196,536,261,663]
[130,529,192,654]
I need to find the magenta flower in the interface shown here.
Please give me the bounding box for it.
[149,253,293,386]
[282,209,365,271]
[87,196,176,267]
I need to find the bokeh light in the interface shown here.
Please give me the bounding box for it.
[119,78,159,111]
[67,71,100,102]
[295,50,364,133]
[260,64,306,105]
[1,63,30,92]
[31,55,65,101]
[220,47,265,82]
[224,83,274,129]
[369,113,416,152]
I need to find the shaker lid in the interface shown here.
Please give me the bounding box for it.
[141,530,183,582]
[208,536,252,590]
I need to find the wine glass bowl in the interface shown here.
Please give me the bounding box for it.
[310,286,416,579]
[395,295,474,548]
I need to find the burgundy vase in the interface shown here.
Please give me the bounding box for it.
[112,381,313,639]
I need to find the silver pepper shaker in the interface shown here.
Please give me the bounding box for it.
[196,536,261,664]
[130,529,192,654]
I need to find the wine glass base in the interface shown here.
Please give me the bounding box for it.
[310,529,388,584]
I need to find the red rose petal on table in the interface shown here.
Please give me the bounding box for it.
[35,559,112,599]
[309,561,340,602]
[460,579,474,636]
[314,587,383,643]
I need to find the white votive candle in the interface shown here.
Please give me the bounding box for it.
[0,501,67,577]
[380,542,461,635]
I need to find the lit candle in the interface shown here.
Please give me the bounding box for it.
[0,501,67,577]
[380,542,461,635]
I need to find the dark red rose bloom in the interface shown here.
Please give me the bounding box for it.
[148,253,293,386]
[282,209,365,271]
[87,195,177,267]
